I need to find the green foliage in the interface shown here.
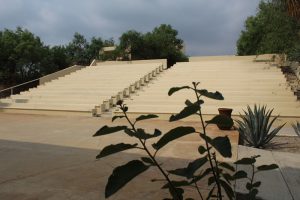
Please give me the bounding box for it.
[0,24,187,87]
[236,105,285,148]
[93,83,280,199]
[152,127,196,150]
[237,0,299,55]
[292,121,300,136]
[96,143,138,159]
[0,27,48,84]
[0,28,106,86]
[135,114,158,122]
[105,160,150,198]
[118,24,188,67]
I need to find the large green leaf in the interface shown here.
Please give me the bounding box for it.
[169,101,203,122]
[218,162,235,172]
[162,180,190,189]
[231,171,248,179]
[112,116,125,122]
[168,157,208,179]
[105,160,149,198]
[152,126,195,150]
[252,181,262,188]
[210,136,232,158]
[124,128,161,140]
[96,143,138,159]
[219,179,234,200]
[200,134,232,158]
[205,115,233,128]
[257,164,278,171]
[93,125,127,137]
[141,157,155,165]
[234,157,256,165]
[168,86,190,96]
[196,89,224,100]
[135,114,158,122]
[190,168,212,183]
[168,187,184,200]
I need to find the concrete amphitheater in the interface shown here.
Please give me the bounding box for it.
[0,55,299,199]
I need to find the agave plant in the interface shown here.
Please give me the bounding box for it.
[236,105,285,148]
[292,121,300,136]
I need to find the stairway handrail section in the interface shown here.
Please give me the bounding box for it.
[0,65,86,98]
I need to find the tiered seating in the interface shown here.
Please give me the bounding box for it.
[0,61,165,114]
[116,56,300,118]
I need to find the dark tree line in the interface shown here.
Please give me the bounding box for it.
[0,28,108,86]
[0,24,187,87]
[117,24,188,67]
[236,0,300,61]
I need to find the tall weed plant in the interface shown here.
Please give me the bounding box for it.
[93,83,278,199]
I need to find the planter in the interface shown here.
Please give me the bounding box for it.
[217,108,233,130]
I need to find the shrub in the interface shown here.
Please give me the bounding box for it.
[236,105,285,148]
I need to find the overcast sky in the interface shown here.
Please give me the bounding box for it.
[0,0,260,56]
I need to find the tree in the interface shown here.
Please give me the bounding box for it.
[237,1,299,56]
[118,30,144,60]
[66,32,89,65]
[0,27,48,85]
[87,37,104,61]
[118,24,188,67]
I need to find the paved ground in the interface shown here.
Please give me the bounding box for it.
[0,113,299,200]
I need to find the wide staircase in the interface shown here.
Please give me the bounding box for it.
[0,61,165,115]
[115,56,300,120]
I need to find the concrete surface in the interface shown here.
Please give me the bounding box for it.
[0,113,238,200]
[0,113,299,200]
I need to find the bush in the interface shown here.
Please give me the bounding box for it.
[236,105,285,148]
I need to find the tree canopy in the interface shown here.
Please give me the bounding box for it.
[0,24,187,87]
[236,0,300,59]
[118,24,188,67]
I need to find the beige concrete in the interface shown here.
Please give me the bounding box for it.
[189,55,256,62]
[236,145,300,200]
[0,112,298,199]
[39,65,86,85]
[96,59,167,69]
[0,113,237,200]
[0,62,164,114]
[117,57,300,118]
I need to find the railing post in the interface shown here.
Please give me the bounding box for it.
[11,88,13,95]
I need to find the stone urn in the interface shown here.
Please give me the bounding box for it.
[217,108,233,130]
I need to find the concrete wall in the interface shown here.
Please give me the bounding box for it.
[96,59,167,69]
[189,55,256,62]
[39,65,86,85]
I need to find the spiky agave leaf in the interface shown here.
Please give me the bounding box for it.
[292,121,300,136]
[235,104,285,148]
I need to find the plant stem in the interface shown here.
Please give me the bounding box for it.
[193,86,222,200]
[194,182,204,200]
[121,106,181,200]
[249,163,255,195]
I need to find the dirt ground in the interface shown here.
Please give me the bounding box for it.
[266,136,300,153]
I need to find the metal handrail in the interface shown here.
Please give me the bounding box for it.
[0,78,40,96]
[0,64,87,98]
